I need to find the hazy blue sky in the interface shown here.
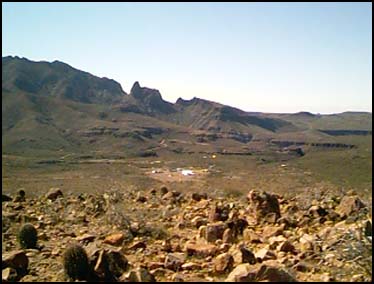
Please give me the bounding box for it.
[2,2,372,113]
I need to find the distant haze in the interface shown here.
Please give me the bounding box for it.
[2,2,372,114]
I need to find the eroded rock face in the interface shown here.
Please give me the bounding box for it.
[247,190,281,223]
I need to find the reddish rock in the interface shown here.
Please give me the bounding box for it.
[103,233,124,246]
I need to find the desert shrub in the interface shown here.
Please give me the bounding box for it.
[63,244,90,281]
[17,223,37,249]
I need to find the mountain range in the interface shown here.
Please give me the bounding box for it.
[2,56,372,157]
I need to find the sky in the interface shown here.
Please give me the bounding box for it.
[2,2,372,114]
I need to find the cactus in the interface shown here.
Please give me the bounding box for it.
[63,244,89,281]
[17,223,37,249]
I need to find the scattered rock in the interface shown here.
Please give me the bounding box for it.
[247,190,281,223]
[164,253,186,271]
[2,250,29,276]
[222,228,235,243]
[255,248,277,261]
[205,222,227,242]
[136,194,147,203]
[191,216,207,228]
[214,252,234,273]
[46,188,63,201]
[171,272,185,281]
[160,186,169,195]
[2,267,18,282]
[13,189,26,202]
[243,229,263,243]
[232,245,256,264]
[364,220,372,236]
[76,234,96,244]
[128,240,147,251]
[277,241,296,254]
[262,225,284,238]
[131,267,155,282]
[225,263,255,282]
[181,262,201,271]
[209,203,230,222]
[2,194,13,202]
[191,192,208,202]
[103,233,124,246]
[256,264,297,282]
[308,205,328,218]
[335,195,366,218]
[185,241,218,257]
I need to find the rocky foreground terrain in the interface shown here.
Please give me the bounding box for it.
[2,186,372,282]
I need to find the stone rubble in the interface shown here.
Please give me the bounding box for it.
[1,187,372,282]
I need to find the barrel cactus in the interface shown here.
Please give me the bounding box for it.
[63,244,90,281]
[17,223,37,249]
